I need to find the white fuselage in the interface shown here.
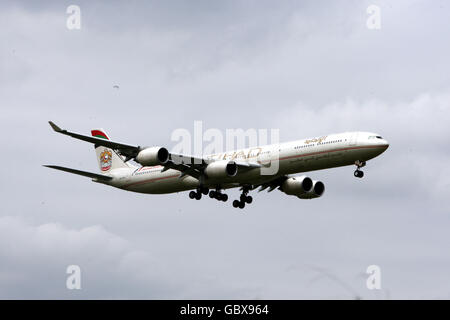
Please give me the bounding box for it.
[101,131,389,194]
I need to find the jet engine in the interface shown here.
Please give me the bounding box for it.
[204,160,238,179]
[135,147,170,166]
[281,176,314,196]
[298,180,325,199]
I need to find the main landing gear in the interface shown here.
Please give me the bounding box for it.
[232,187,253,209]
[209,189,228,202]
[188,186,209,200]
[188,185,254,209]
[188,186,229,202]
[354,160,366,178]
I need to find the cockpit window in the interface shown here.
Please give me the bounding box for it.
[369,135,383,139]
[376,136,383,139]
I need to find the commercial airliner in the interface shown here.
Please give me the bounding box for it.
[44,122,389,209]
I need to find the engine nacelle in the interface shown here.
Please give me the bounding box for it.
[281,176,313,196]
[135,147,170,166]
[298,180,325,199]
[204,160,237,179]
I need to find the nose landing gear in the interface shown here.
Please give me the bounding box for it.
[354,170,364,178]
[354,160,366,178]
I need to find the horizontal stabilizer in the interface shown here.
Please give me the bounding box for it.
[44,165,113,181]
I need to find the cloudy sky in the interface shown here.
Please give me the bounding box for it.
[1,0,450,299]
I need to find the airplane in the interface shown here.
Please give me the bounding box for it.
[44,122,389,209]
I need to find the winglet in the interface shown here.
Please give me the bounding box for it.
[48,121,62,132]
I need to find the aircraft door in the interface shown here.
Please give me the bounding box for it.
[349,132,359,146]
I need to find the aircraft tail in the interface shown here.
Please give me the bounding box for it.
[91,129,133,172]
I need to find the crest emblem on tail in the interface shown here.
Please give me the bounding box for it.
[100,149,112,171]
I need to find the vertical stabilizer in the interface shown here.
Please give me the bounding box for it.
[91,129,132,172]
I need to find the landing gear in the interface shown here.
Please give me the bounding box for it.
[354,160,366,179]
[233,187,253,209]
[189,190,202,200]
[240,194,253,204]
[354,170,364,178]
[232,200,246,209]
[188,186,208,200]
[209,189,228,202]
[189,185,254,208]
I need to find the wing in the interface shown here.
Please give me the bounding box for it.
[49,121,140,159]
[44,165,113,181]
[165,154,261,179]
[254,176,288,192]
[48,121,261,180]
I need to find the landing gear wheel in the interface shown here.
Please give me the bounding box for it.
[209,191,216,198]
[189,191,196,199]
[245,196,253,204]
[202,188,209,195]
[220,194,228,202]
[238,201,245,209]
[195,192,202,200]
[354,170,364,178]
[233,200,240,208]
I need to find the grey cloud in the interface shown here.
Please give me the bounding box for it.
[1,0,450,299]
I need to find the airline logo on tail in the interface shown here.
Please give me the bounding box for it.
[99,150,112,171]
[91,129,112,171]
